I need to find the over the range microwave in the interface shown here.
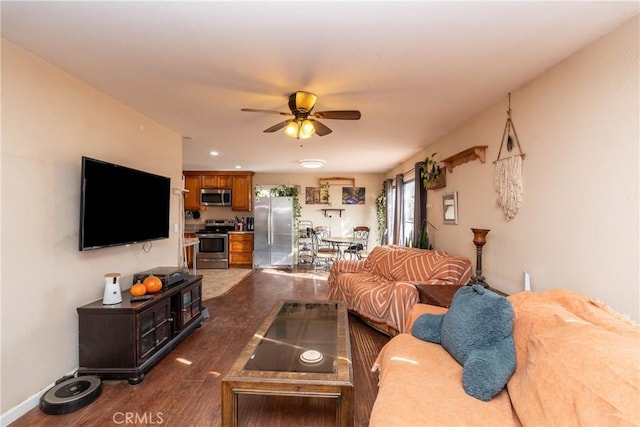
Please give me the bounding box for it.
[200,188,232,206]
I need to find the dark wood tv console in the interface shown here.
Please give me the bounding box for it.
[77,275,204,384]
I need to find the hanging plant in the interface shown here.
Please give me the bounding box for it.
[375,187,386,245]
[421,152,441,188]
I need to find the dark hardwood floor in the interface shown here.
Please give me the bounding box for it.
[11,268,389,426]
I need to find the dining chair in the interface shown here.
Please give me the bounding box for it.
[313,226,336,254]
[310,229,336,271]
[344,226,370,259]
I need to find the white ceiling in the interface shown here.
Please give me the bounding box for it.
[2,1,638,173]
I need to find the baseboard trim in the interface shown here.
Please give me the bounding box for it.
[1,368,78,427]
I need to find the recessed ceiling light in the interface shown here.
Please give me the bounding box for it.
[299,159,325,168]
[235,165,242,169]
[209,151,219,156]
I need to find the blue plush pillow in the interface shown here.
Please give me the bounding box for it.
[412,285,516,401]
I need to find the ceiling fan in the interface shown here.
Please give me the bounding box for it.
[241,91,361,139]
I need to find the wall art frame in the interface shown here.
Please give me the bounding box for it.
[443,191,458,225]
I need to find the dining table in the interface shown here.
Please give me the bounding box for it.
[322,236,362,260]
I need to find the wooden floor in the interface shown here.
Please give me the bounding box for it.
[11,268,389,426]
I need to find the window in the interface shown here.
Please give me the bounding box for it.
[403,179,415,246]
[386,183,395,245]
[385,174,415,246]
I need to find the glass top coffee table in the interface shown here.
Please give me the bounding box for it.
[221,300,353,426]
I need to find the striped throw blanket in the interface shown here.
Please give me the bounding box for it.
[328,245,472,333]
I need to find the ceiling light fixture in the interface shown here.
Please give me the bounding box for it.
[299,159,325,169]
[209,151,219,156]
[284,118,316,140]
[292,92,318,113]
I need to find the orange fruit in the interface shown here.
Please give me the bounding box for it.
[143,275,163,294]
[130,282,147,296]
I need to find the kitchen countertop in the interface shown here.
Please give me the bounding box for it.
[184,237,199,246]
[227,231,254,234]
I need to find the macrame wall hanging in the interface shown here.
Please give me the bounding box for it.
[494,93,525,221]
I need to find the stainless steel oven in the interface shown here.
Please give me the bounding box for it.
[195,219,234,269]
[196,233,228,269]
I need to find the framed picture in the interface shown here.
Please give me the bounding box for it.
[304,187,329,205]
[443,192,458,224]
[342,187,365,205]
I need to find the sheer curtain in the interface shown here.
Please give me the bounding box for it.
[393,174,404,245]
[384,179,393,245]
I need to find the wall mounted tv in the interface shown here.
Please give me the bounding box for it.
[79,156,171,251]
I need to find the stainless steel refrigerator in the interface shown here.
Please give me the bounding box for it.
[253,196,294,268]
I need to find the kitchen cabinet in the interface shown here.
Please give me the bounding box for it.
[77,275,204,384]
[202,175,231,189]
[184,175,201,211]
[228,232,253,268]
[185,232,197,268]
[182,171,254,212]
[231,175,252,211]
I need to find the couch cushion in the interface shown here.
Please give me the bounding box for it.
[364,245,405,280]
[337,272,419,333]
[507,290,640,426]
[390,249,472,285]
[370,333,516,427]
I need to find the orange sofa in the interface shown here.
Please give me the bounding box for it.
[328,245,472,334]
[369,289,640,426]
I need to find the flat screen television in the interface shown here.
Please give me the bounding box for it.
[79,156,171,251]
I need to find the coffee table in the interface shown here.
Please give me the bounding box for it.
[221,300,353,426]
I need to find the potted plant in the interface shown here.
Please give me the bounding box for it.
[421,152,442,188]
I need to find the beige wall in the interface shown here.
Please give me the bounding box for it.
[1,40,183,418]
[388,16,639,320]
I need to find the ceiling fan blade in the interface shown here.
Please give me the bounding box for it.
[263,120,290,133]
[313,110,361,120]
[241,108,292,116]
[312,120,332,136]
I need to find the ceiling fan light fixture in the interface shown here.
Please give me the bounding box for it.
[299,159,325,169]
[300,119,316,138]
[284,120,299,137]
[295,91,318,113]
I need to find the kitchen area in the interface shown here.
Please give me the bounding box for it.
[183,171,256,271]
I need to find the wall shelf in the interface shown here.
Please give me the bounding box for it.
[441,145,488,173]
[319,177,355,187]
[321,208,345,218]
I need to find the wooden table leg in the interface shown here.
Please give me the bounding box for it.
[221,381,238,427]
[336,385,354,427]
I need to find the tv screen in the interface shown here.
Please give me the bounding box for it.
[79,156,171,251]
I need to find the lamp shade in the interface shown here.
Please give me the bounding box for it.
[300,119,316,138]
[294,92,318,113]
[284,120,299,137]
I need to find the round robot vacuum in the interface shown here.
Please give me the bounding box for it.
[40,376,101,415]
